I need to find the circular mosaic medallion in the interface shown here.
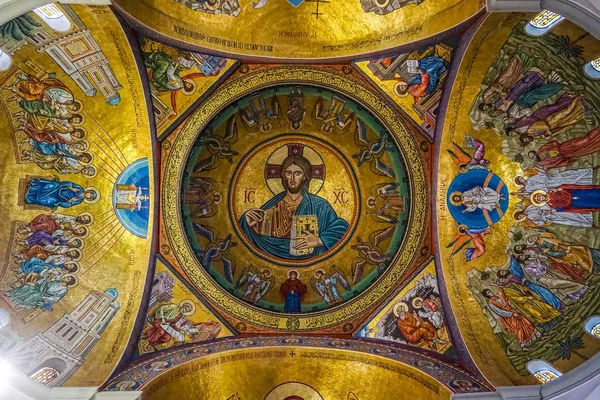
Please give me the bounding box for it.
[164,67,427,330]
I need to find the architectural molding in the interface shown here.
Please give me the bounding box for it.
[0,0,112,26]
[487,0,600,39]
[452,353,600,399]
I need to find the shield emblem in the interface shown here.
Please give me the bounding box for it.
[287,0,305,6]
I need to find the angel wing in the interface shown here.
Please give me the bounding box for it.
[222,256,235,283]
[235,264,257,288]
[193,154,217,173]
[331,266,351,291]
[259,275,276,297]
[447,142,472,167]
[193,223,215,242]
[351,258,366,284]
[310,276,328,300]
[313,96,324,121]
[354,119,369,147]
[446,232,473,256]
[465,135,486,163]
[373,159,395,178]
[372,226,395,248]
[223,115,238,144]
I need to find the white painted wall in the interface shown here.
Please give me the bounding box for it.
[0,0,112,26]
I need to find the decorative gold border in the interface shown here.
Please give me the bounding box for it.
[162,67,428,331]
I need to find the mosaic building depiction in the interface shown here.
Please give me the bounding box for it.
[0,1,599,399]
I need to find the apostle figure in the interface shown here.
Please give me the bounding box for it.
[144,300,221,347]
[25,178,97,210]
[143,50,195,93]
[528,127,600,171]
[482,288,540,349]
[8,273,76,310]
[514,168,593,194]
[530,186,600,213]
[395,56,447,101]
[506,93,585,138]
[516,204,593,228]
[279,270,306,313]
[240,154,349,260]
[393,302,447,351]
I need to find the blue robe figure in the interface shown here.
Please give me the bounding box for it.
[509,256,563,311]
[25,178,88,210]
[30,141,78,159]
[240,189,349,260]
[280,272,306,313]
[408,56,448,97]
[20,257,62,275]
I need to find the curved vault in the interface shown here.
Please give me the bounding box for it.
[1,2,600,397]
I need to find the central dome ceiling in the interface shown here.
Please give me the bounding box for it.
[162,67,429,331]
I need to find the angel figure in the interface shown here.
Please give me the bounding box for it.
[235,265,275,304]
[239,93,281,133]
[367,182,405,224]
[352,119,395,178]
[446,224,490,262]
[193,116,239,173]
[310,266,351,305]
[447,135,490,173]
[313,95,355,134]
[192,223,237,282]
[351,226,394,283]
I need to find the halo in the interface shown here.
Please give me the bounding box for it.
[78,153,94,167]
[393,81,409,98]
[287,269,300,279]
[71,128,87,141]
[68,113,85,126]
[449,191,463,207]
[64,261,80,273]
[83,187,101,204]
[72,225,90,239]
[77,212,94,225]
[264,382,324,400]
[264,143,326,195]
[62,274,78,288]
[74,139,90,152]
[212,192,223,205]
[81,165,97,178]
[179,299,196,316]
[313,269,326,278]
[411,297,424,309]
[203,0,221,11]
[530,189,548,207]
[392,301,409,317]
[260,268,272,278]
[68,237,85,249]
[374,0,391,7]
[66,248,83,262]
[68,100,83,114]
[181,79,197,96]
[259,123,272,133]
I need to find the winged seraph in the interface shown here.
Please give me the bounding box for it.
[193,223,237,282]
[351,226,394,283]
[236,264,275,303]
[352,119,395,178]
[447,135,490,173]
[310,265,352,305]
[446,225,489,262]
[193,116,239,172]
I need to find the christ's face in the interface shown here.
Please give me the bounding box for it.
[284,164,305,194]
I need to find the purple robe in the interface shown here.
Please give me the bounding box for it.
[514,93,576,132]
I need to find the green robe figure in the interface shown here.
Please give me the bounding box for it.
[143,51,194,93]
[9,274,75,310]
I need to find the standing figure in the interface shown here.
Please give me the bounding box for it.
[514,168,593,194]
[310,267,351,305]
[235,266,275,304]
[25,178,98,210]
[530,185,600,213]
[528,127,600,171]
[482,288,540,349]
[279,270,306,313]
[286,87,306,129]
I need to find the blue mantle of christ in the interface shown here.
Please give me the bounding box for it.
[239,189,349,260]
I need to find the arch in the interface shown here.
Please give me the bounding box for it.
[28,357,67,378]
[584,316,600,338]
[0,49,11,72]
[526,360,562,384]
[584,58,600,80]
[525,9,564,36]
[33,4,71,32]
[30,366,59,385]
[0,308,10,329]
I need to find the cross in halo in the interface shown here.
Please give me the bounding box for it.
[264,143,325,181]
